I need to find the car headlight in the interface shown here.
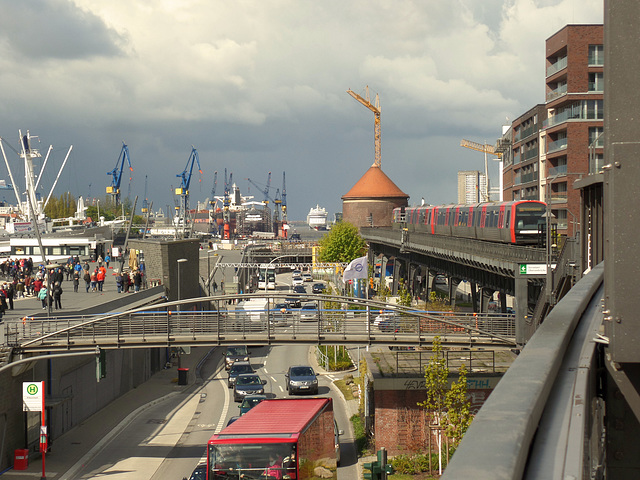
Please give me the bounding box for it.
[291,380,301,386]
[243,356,249,361]
[312,379,318,384]
[257,388,264,394]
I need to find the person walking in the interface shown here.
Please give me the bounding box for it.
[97,267,105,292]
[105,253,111,268]
[53,282,63,309]
[115,270,123,293]
[90,269,98,292]
[6,282,14,310]
[73,269,80,293]
[133,269,142,292]
[38,285,48,309]
[83,270,91,293]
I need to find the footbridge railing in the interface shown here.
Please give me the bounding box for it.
[4,293,517,354]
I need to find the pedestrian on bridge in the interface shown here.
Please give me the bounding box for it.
[53,282,63,309]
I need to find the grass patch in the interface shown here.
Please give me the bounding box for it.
[350,414,370,456]
[333,379,355,401]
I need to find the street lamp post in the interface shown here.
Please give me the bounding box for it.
[97,199,100,225]
[207,251,212,296]
[177,258,187,310]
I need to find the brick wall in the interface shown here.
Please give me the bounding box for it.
[342,198,408,229]
[373,387,494,456]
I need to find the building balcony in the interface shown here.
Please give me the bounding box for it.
[547,138,568,154]
[546,84,568,102]
[547,56,568,77]
[548,165,568,177]
[523,147,539,161]
[549,192,568,204]
[543,109,583,129]
[514,172,539,186]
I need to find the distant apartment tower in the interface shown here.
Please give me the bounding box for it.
[457,170,487,204]
[500,25,603,237]
[503,105,546,202]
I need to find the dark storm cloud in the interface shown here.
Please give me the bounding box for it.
[0,0,125,59]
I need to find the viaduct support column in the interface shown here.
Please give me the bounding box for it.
[470,282,479,313]
[449,278,461,308]
[514,272,529,346]
[479,288,495,313]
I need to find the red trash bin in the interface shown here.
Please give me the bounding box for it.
[14,449,29,470]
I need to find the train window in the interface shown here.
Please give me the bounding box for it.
[505,210,511,228]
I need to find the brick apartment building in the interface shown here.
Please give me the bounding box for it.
[502,24,604,238]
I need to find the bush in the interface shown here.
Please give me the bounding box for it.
[350,414,370,455]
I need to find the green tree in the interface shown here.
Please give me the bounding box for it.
[444,363,472,447]
[317,221,366,263]
[397,279,412,307]
[418,337,472,474]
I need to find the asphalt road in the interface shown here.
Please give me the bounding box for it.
[63,342,358,480]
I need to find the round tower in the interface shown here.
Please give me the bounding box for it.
[341,164,409,228]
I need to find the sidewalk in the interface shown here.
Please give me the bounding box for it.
[0,347,212,479]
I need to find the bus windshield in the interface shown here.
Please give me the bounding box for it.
[209,442,296,480]
[258,267,276,290]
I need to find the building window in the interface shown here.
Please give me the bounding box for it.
[588,45,604,66]
[589,72,604,92]
[589,127,604,147]
[590,153,604,174]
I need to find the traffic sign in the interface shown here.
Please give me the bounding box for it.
[23,381,44,412]
[519,264,548,275]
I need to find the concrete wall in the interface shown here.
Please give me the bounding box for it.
[128,238,200,302]
[0,348,164,470]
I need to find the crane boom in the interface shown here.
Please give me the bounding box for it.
[106,142,133,205]
[460,139,501,158]
[347,85,382,167]
[210,171,218,207]
[281,171,287,221]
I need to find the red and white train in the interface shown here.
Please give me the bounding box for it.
[392,200,547,245]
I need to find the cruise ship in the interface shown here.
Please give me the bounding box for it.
[307,205,328,230]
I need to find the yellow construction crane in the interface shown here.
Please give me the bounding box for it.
[347,86,382,167]
[460,139,502,202]
[460,139,501,158]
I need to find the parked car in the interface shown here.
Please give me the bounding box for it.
[228,361,254,388]
[223,345,249,370]
[233,373,267,402]
[238,394,267,415]
[285,365,319,395]
[302,272,313,282]
[312,282,325,294]
[300,302,318,321]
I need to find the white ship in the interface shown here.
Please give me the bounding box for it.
[307,205,328,230]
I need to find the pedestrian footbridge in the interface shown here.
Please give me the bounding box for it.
[4,293,517,355]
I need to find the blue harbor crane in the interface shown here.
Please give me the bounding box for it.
[106,142,133,206]
[210,170,218,207]
[174,146,203,224]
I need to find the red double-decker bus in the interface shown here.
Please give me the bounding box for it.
[207,398,338,479]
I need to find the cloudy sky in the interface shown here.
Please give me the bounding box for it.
[0,0,603,222]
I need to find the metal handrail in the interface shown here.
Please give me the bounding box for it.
[441,263,604,480]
